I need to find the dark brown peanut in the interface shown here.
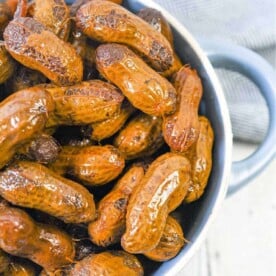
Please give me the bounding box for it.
[96,43,177,116]
[0,87,54,169]
[76,0,174,71]
[0,161,96,223]
[45,80,124,127]
[0,42,15,84]
[163,66,203,152]
[85,101,135,141]
[51,145,125,186]
[144,216,185,262]
[114,113,164,160]
[4,16,83,86]
[88,165,144,246]
[0,205,75,272]
[33,0,71,40]
[184,116,214,203]
[69,251,144,276]
[17,133,60,164]
[121,153,191,253]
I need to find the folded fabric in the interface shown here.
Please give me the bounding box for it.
[154,0,275,143]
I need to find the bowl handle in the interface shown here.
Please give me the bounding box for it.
[198,38,276,195]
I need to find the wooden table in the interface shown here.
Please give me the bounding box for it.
[178,141,276,276]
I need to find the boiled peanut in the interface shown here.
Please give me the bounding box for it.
[88,165,144,246]
[121,153,191,253]
[114,113,164,160]
[45,80,124,127]
[4,15,83,86]
[85,101,135,141]
[76,0,174,71]
[51,145,125,186]
[33,0,71,40]
[17,133,60,164]
[144,216,185,262]
[184,116,214,203]
[163,66,203,152]
[0,205,75,272]
[96,43,177,116]
[0,42,15,84]
[0,161,96,223]
[69,251,144,276]
[0,87,54,169]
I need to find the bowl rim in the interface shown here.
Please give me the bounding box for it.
[125,0,233,274]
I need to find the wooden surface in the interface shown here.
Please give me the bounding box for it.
[177,141,276,276]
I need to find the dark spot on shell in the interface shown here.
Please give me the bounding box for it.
[17,17,45,34]
[53,6,66,21]
[149,40,173,71]
[3,21,30,52]
[96,44,125,67]
[114,198,127,211]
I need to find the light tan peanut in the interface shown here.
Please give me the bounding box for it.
[0,161,96,223]
[88,165,144,246]
[184,116,214,203]
[121,153,191,253]
[96,43,177,116]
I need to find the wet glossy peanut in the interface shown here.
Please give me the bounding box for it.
[3,259,36,276]
[0,205,75,272]
[184,116,214,203]
[18,133,60,164]
[88,165,144,246]
[96,43,177,116]
[76,0,174,71]
[0,87,54,169]
[45,80,124,127]
[0,42,15,84]
[0,249,10,273]
[33,0,71,40]
[144,216,185,262]
[69,251,144,276]
[51,145,125,186]
[163,66,203,152]
[85,101,135,141]
[0,161,96,223]
[114,113,164,160]
[121,153,191,253]
[4,16,83,86]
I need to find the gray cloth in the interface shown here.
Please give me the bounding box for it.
[154,0,276,143]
